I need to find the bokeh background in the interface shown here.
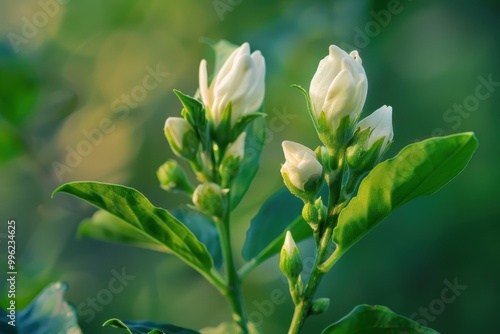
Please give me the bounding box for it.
[1,0,499,333]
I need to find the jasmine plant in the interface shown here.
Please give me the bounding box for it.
[49,40,477,333]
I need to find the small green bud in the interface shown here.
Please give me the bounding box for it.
[302,202,319,225]
[310,298,330,315]
[157,160,194,194]
[279,231,303,281]
[314,197,327,222]
[192,182,227,218]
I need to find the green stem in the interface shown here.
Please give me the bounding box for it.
[216,202,249,333]
[288,158,345,333]
[202,269,228,296]
[288,224,333,333]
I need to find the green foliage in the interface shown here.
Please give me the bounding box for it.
[171,207,222,269]
[322,304,439,334]
[242,188,311,263]
[0,282,81,334]
[104,318,199,334]
[79,210,174,252]
[48,34,479,333]
[230,116,266,208]
[334,133,478,253]
[53,182,215,275]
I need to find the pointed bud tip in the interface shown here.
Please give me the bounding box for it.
[284,231,297,256]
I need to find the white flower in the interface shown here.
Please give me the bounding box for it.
[357,105,393,152]
[309,45,367,132]
[224,132,246,161]
[199,42,265,128]
[281,141,323,191]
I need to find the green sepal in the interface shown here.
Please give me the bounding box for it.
[281,169,312,202]
[346,127,389,173]
[212,102,233,147]
[291,84,319,133]
[317,113,354,152]
[174,89,210,150]
[164,126,199,161]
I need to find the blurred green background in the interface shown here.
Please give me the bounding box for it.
[0,0,499,333]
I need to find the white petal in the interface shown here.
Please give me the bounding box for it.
[284,231,297,256]
[199,59,210,107]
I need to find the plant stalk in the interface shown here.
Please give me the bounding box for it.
[216,201,249,333]
[288,160,345,333]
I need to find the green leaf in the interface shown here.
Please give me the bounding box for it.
[241,188,313,269]
[79,210,173,252]
[174,90,209,150]
[79,208,223,268]
[230,116,266,208]
[1,282,82,334]
[104,318,199,334]
[172,207,222,269]
[53,182,214,274]
[335,133,478,253]
[322,304,439,333]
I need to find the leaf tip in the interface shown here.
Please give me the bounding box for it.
[51,184,66,198]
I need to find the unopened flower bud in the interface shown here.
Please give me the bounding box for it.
[281,141,323,201]
[199,42,265,130]
[302,202,319,225]
[346,105,394,172]
[309,45,367,149]
[279,231,303,281]
[314,197,327,223]
[192,183,227,218]
[164,117,199,160]
[219,132,246,186]
[157,160,194,194]
[310,298,330,315]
